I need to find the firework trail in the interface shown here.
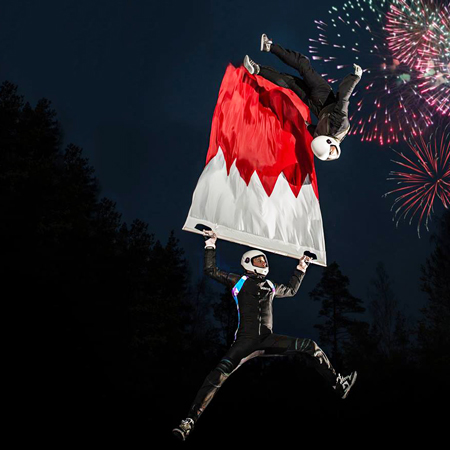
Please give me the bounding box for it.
[385,0,450,116]
[384,123,450,237]
[309,0,434,145]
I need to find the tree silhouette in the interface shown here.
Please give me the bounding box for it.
[419,210,450,366]
[367,261,412,360]
[213,285,239,351]
[187,276,222,359]
[309,261,366,368]
[1,80,206,431]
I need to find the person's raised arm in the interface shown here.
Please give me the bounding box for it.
[333,64,362,119]
[274,255,312,298]
[203,230,238,287]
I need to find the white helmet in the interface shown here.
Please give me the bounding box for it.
[311,135,341,161]
[241,249,269,276]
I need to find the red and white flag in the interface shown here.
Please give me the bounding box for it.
[183,64,326,266]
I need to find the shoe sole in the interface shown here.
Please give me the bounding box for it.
[243,55,254,74]
[261,34,270,52]
[172,428,186,441]
[342,371,357,399]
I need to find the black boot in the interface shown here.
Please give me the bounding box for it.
[172,417,195,441]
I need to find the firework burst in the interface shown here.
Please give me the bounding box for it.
[384,123,450,237]
[385,0,450,116]
[309,0,434,145]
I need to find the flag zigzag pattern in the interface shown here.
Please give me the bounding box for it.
[206,65,319,200]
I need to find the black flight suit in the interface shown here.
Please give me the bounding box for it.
[186,248,338,424]
[259,43,361,143]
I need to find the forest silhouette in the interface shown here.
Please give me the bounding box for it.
[2,80,448,444]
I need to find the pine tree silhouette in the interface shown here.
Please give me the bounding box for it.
[309,261,365,368]
[419,210,450,365]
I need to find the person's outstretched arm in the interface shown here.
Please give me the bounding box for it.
[329,64,362,129]
[203,231,240,287]
[274,255,311,298]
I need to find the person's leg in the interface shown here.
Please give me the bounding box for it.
[270,44,335,114]
[259,334,337,386]
[173,341,260,440]
[258,65,311,106]
[184,339,260,424]
[270,44,325,88]
[259,65,291,88]
[174,360,237,441]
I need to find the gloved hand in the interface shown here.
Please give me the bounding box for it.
[203,230,217,249]
[353,63,363,78]
[297,255,312,273]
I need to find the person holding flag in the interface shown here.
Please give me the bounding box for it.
[172,231,357,441]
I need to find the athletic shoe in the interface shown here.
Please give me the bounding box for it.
[172,418,195,441]
[243,55,260,75]
[334,371,357,399]
[260,33,272,52]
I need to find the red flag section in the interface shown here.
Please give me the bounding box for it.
[206,64,318,199]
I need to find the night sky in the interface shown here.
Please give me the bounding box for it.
[1,1,445,343]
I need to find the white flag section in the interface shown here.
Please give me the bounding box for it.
[183,64,327,266]
[183,147,326,265]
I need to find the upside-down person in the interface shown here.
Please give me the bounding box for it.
[244,34,362,162]
[172,231,357,441]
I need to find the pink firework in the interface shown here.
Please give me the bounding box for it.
[384,123,450,236]
[385,0,450,116]
[309,0,434,146]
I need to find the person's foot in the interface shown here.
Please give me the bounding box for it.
[172,418,195,441]
[334,371,357,399]
[243,55,260,75]
[260,33,272,52]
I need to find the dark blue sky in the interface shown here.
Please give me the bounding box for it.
[1,0,445,340]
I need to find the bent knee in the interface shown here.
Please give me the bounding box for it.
[216,358,235,377]
[288,338,319,355]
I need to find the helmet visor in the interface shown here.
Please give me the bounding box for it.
[325,138,340,160]
[251,255,267,268]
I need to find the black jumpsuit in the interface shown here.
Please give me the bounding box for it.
[259,43,361,143]
[186,248,338,423]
